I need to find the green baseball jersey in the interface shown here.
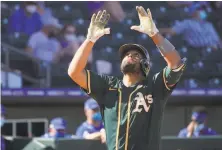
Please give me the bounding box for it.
[81,65,185,150]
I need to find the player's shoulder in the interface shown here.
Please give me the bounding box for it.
[100,74,121,88]
[78,121,88,128]
[178,128,188,137]
[76,122,88,134]
[180,127,187,132]
[88,69,116,81]
[80,121,94,129]
[151,69,164,82]
[179,128,188,134]
[107,75,121,85]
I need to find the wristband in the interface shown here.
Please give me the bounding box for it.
[156,38,175,56]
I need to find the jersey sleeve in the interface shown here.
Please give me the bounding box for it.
[81,69,114,104]
[153,58,186,100]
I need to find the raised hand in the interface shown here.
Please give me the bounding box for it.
[131,6,159,37]
[87,10,110,43]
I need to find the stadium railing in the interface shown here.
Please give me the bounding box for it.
[3,136,222,150]
[1,42,52,88]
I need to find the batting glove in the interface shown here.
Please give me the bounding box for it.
[87,10,110,43]
[131,6,159,37]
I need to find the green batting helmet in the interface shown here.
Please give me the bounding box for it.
[119,43,150,77]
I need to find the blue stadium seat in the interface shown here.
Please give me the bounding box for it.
[208,78,222,88]
[74,19,90,35]
[109,32,125,47]
[191,61,204,72]
[184,78,207,89]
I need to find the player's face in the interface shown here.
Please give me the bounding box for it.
[85,108,100,120]
[120,50,143,74]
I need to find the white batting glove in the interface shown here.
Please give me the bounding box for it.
[87,10,111,43]
[131,6,159,37]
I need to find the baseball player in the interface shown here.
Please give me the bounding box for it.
[76,98,106,143]
[178,106,217,138]
[68,6,186,150]
[41,117,73,138]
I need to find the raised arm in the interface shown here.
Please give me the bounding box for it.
[151,33,182,69]
[131,6,186,89]
[131,6,182,69]
[68,10,110,90]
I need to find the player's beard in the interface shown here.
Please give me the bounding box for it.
[120,60,140,74]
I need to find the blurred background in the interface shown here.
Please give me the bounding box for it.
[1,1,222,150]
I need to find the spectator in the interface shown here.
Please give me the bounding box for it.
[1,105,6,150]
[87,1,126,22]
[55,24,81,64]
[36,1,55,25]
[178,106,217,138]
[8,1,43,36]
[42,117,73,138]
[159,3,222,49]
[26,17,62,63]
[76,99,106,143]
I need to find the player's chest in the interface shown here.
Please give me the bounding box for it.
[104,85,154,117]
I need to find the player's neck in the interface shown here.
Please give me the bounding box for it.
[123,74,143,87]
[86,119,93,124]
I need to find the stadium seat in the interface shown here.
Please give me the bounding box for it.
[74,19,90,35]
[7,33,29,49]
[184,78,207,89]
[208,78,222,88]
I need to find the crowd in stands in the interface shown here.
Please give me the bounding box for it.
[1,1,222,88]
[160,2,222,50]
[3,1,126,65]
